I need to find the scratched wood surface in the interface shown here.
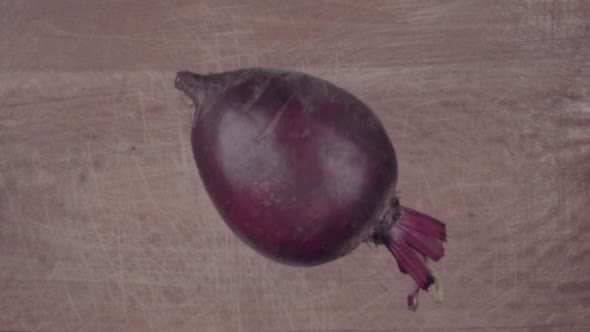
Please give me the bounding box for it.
[1,1,590,331]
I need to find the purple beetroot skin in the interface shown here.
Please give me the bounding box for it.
[175,68,446,310]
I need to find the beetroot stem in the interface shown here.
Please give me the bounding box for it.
[382,205,446,310]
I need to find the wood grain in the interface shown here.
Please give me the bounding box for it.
[1,1,589,331]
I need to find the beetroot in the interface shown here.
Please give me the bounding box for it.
[175,68,446,310]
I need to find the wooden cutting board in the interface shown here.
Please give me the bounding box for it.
[1,1,589,331]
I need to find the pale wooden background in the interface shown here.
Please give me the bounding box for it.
[1,1,589,331]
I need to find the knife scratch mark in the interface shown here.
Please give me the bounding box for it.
[131,156,162,211]
[135,89,151,144]
[279,8,309,71]
[115,211,130,324]
[338,287,395,322]
[299,272,325,330]
[261,266,295,331]
[65,285,84,328]
[158,0,223,71]
[233,35,242,67]
[215,29,254,36]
